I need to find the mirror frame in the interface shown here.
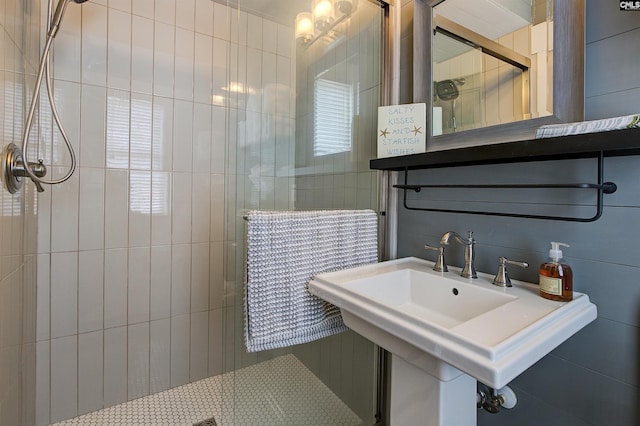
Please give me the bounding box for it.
[414,0,585,152]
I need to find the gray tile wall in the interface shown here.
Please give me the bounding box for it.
[398,2,640,425]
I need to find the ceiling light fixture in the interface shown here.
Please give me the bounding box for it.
[295,0,357,48]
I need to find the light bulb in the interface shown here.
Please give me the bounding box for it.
[335,0,356,15]
[313,0,335,31]
[295,12,314,44]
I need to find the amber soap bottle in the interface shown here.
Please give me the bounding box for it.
[539,242,573,302]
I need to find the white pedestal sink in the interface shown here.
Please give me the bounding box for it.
[308,257,597,425]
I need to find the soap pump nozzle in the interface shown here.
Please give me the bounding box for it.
[549,242,570,262]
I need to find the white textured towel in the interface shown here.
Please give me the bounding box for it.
[535,114,640,138]
[244,210,378,353]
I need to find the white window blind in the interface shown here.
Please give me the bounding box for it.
[314,78,353,156]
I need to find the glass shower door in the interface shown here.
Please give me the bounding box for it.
[221,0,385,424]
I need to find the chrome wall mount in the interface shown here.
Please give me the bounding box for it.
[3,143,47,194]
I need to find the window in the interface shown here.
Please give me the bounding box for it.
[313,78,353,157]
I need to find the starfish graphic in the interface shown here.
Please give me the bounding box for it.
[412,126,422,136]
[379,128,390,138]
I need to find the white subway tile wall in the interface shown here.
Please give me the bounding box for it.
[0,6,40,421]
[0,0,384,423]
[33,0,296,423]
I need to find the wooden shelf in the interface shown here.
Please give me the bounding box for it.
[370,128,640,171]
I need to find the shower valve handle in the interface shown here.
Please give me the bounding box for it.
[3,143,47,193]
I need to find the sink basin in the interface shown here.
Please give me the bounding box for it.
[345,269,516,329]
[309,257,597,389]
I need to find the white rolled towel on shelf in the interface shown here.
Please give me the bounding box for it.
[535,114,640,138]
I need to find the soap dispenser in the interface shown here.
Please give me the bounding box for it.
[539,242,573,301]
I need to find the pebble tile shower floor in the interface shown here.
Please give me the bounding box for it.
[50,354,362,426]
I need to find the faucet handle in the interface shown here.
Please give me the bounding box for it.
[492,257,529,287]
[424,244,448,272]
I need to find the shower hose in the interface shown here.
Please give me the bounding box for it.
[20,0,77,192]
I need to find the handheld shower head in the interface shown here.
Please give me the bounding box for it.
[49,0,88,38]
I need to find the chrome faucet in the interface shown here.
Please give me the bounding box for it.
[423,244,448,272]
[440,231,477,279]
[492,257,529,287]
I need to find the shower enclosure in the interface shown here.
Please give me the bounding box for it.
[0,0,387,424]
[225,0,385,423]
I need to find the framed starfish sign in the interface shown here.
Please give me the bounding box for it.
[377,103,426,158]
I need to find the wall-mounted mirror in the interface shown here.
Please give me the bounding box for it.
[414,0,584,151]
